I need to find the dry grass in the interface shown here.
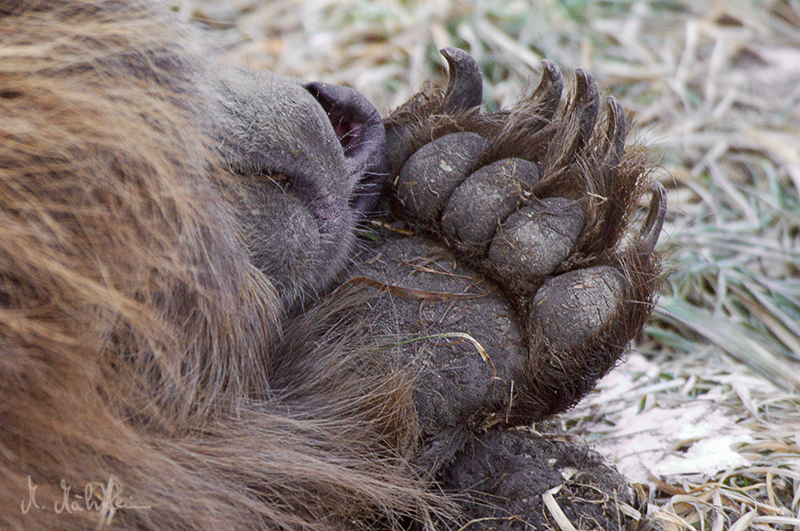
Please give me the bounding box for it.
[179,1,800,529]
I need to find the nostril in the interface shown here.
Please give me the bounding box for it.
[303,82,379,160]
[329,113,363,155]
[303,81,390,216]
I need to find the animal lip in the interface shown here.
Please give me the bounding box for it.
[304,82,390,216]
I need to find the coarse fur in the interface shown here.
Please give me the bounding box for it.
[0,1,664,530]
[0,2,437,530]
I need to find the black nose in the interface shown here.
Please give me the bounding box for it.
[304,82,389,216]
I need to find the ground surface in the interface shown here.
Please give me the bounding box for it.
[180,1,800,529]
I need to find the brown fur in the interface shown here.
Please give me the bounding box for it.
[0,2,664,530]
[0,2,438,530]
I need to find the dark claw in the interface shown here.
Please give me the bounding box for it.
[573,69,600,152]
[639,182,667,249]
[530,60,564,121]
[441,47,483,113]
[603,96,626,167]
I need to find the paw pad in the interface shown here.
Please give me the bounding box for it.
[395,132,487,224]
[489,197,585,284]
[441,158,541,257]
[384,48,666,422]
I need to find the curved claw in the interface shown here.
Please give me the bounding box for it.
[573,69,600,151]
[530,60,564,120]
[441,47,483,113]
[639,182,667,249]
[603,96,626,167]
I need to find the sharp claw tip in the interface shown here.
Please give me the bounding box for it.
[640,182,668,249]
[651,181,668,209]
